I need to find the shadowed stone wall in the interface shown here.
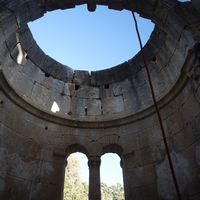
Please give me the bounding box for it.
[0,0,200,199]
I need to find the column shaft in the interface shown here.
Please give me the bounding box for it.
[88,156,101,200]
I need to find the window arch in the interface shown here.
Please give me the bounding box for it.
[64,151,89,200]
[100,144,124,200]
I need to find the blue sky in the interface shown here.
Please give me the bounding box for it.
[70,152,123,186]
[28,4,154,72]
[28,4,154,186]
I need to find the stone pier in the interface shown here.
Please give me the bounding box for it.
[88,156,101,200]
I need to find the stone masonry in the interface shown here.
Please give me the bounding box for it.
[0,0,200,199]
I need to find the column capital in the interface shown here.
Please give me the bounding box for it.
[88,156,101,169]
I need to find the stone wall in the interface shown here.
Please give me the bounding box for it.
[0,0,197,123]
[0,0,200,199]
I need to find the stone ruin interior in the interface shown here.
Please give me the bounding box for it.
[0,0,200,199]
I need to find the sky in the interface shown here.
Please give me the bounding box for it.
[70,152,123,186]
[28,4,154,72]
[28,4,154,186]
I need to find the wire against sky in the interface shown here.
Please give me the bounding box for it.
[28,4,154,72]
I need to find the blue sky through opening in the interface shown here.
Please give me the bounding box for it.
[28,4,154,72]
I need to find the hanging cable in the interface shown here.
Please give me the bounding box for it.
[132,12,182,200]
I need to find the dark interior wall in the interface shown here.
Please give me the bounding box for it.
[0,90,66,200]
[122,70,200,199]
[0,69,200,200]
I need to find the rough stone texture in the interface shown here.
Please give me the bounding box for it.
[191,0,200,14]
[73,70,90,86]
[0,0,200,200]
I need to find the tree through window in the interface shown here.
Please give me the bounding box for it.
[100,153,124,200]
[63,153,88,200]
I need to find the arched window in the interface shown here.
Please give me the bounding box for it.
[63,152,89,200]
[100,153,124,200]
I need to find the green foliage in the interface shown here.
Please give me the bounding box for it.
[101,182,124,200]
[63,156,88,200]
[63,156,124,200]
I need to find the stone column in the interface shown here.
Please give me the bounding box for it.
[88,156,101,200]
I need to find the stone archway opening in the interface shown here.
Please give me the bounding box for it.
[100,153,124,200]
[63,152,89,200]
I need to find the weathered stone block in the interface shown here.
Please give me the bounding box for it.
[99,84,113,99]
[105,126,127,136]
[8,65,23,85]
[23,59,45,84]
[173,124,194,152]
[95,69,114,86]
[108,134,119,145]
[31,82,49,108]
[165,110,183,136]
[119,133,140,153]
[2,176,31,200]
[30,182,62,200]
[73,70,90,85]
[40,161,64,185]
[11,43,27,65]
[113,78,131,96]
[123,88,140,111]
[0,43,13,67]
[137,82,152,107]
[179,94,200,125]
[71,97,86,116]
[139,183,160,200]
[45,0,75,11]
[139,128,152,148]
[14,4,31,26]
[110,62,132,81]
[102,96,124,115]
[5,31,18,53]
[97,135,110,147]
[77,86,99,98]
[27,1,45,21]
[140,146,155,166]
[90,71,97,86]
[87,99,101,116]
[0,9,18,37]
[51,94,71,116]
[18,25,36,51]
[42,76,64,94]
[15,75,34,98]
[108,0,123,11]
[57,64,74,82]
[128,56,141,74]
[27,44,46,68]
[86,141,103,156]
[131,68,148,88]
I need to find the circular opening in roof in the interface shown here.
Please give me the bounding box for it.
[28,5,154,72]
